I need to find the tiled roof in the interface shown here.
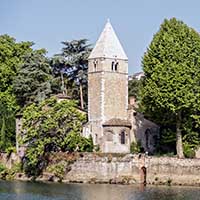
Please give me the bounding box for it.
[103,118,132,127]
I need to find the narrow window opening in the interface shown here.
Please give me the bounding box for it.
[145,129,151,150]
[115,62,118,71]
[94,62,97,71]
[120,131,126,144]
[111,61,115,71]
[111,61,119,72]
[93,60,98,71]
[95,134,98,143]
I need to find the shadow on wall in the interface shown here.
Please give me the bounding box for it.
[134,112,160,154]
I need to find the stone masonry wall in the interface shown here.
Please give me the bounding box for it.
[63,153,200,186]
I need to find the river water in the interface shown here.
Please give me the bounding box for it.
[0,181,200,200]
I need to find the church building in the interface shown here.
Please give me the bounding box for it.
[83,20,159,153]
[15,20,159,155]
[87,20,131,153]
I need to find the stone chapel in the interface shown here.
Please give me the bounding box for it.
[16,20,160,155]
[82,20,159,153]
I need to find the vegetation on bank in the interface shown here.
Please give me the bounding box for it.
[21,97,93,177]
[0,35,93,176]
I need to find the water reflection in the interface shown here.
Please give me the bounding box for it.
[0,181,200,200]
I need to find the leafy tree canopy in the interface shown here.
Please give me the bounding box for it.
[0,34,33,151]
[52,39,92,109]
[13,49,53,107]
[128,77,143,99]
[0,91,18,151]
[0,34,33,92]
[141,18,200,157]
[21,97,92,176]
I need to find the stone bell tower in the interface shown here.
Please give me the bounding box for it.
[87,20,131,153]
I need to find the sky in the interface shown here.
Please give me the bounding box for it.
[1,0,200,74]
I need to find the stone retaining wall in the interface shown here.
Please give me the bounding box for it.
[0,153,20,169]
[2,152,200,186]
[63,153,200,186]
[147,156,200,186]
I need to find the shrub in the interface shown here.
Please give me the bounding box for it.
[183,142,195,158]
[130,141,141,153]
[0,162,21,180]
[0,163,6,173]
[21,97,89,177]
[47,162,66,181]
[5,146,16,155]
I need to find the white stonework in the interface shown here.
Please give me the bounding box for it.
[89,20,128,60]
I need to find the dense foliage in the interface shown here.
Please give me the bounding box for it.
[141,18,200,157]
[0,35,33,151]
[2,17,200,163]
[21,97,93,176]
[13,49,54,107]
[128,78,143,100]
[0,34,91,154]
[52,39,91,109]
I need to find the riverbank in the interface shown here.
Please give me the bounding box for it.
[1,152,200,187]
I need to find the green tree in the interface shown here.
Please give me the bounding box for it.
[0,92,18,151]
[21,97,91,176]
[128,77,143,99]
[50,56,70,95]
[141,18,200,158]
[0,34,33,151]
[0,34,33,93]
[54,39,91,109]
[13,49,53,107]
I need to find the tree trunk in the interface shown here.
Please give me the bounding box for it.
[80,83,84,109]
[61,72,67,95]
[0,117,6,150]
[176,111,184,158]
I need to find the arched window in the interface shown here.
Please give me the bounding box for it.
[111,61,119,72]
[114,62,118,71]
[93,60,98,71]
[145,129,151,149]
[95,134,98,143]
[111,61,115,71]
[120,131,126,144]
[105,131,113,141]
[153,135,158,148]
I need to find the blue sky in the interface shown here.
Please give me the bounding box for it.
[1,0,200,73]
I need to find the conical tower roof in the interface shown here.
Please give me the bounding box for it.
[89,20,128,60]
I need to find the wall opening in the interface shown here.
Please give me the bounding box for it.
[95,134,98,144]
[106,131,113,141]
[111,61,115,71]
[140,166,147,185]
[114,62,118,71]
[120,131,125,144]
[93,60,98,71]
[145,129,151,150]
[111,61,119,72]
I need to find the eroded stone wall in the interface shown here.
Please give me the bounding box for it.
[63,153,200,186]
[4,152,200,186]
